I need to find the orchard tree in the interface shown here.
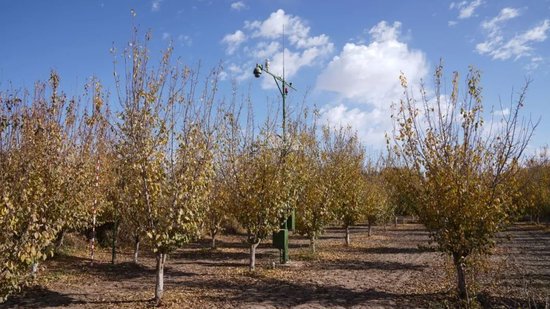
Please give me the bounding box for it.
[55,77,113,251]
[221,100,298,271]
[203,174,230,249]
[380,160,420,226]
[518,148,550,225]
[114,29,215,304]
[323,126,366,246]
[203,103,234,250]
[294,112,333,253]
[362,166,392,237]
[0,72,84,300]
[390,62,536,300]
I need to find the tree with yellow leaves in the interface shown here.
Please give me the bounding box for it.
[113,29,215,304]
[323,125,366,246]
[390,61,536,300]
[0,71,98,300]
[294,111,334,253]
[362,163,392,237]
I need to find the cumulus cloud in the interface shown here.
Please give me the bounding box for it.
[316,21,429,149]
[476,7,549,63]
[450,0,483,19]
[317,21,427,107]
[222,30,247,55]
[320,105,388,147]
[221,9,334,88]
[231,1,246,11]
[151,0,163,12]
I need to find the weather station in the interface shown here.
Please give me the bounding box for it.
[252,31,297,264]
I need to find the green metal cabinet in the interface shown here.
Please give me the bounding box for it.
[272,228,288,249]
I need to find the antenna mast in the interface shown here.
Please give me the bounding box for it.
[282,25,285,83]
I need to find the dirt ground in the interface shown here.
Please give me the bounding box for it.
[2,222,549,308]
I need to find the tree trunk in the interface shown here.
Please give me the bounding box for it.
[55,229,66,251]
[31,262,39,277]
[111,207,118,265]
[154,252,167,305]
[310,235,316,253]
[211,229,217,249]
[368,222,372,237]
[394,216,398,227]
[111,224,117,265]
[249,239,260,272]
[345,225,350,246]
[454,255,469,301]
[133,234,140,264]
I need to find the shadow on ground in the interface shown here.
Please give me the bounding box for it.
[2,286,86,308]
[178,276,449,308]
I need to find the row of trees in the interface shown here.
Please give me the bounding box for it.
[1,31,543,305]
[0,31,395,304]
[0,72,112,301]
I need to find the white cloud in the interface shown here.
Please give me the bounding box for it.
[162,33,192,46]
[525,56,544,71]
[317,21,427,107]
[151,0,163,12]
[481,7,520,36]
[477,15,549,61]
[369,21,401,42]
[320,105,388,147]
[222,30,247,55]
[448,21,458,27]
[491,20,549,60]
[450,0,483,19]
[231,1,246,11]
[218,71,228,81]
[178,34,193,46]
[225,63,249,82]
[492,108,510,117]
[316,21,429,149]
[222,9,334,88]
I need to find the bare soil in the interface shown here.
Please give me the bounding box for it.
[2,222,549,308]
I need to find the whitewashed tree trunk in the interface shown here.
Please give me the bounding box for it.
[310,235,316,253]
[249,239,260,272]
[154,253,167,305]
[211,228,218,249]
[133,234,140,264]
[31,262,39,277]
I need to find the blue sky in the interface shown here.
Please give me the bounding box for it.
[1,0,549,151]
